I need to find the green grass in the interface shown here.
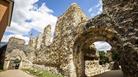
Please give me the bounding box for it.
[23,68,63,77]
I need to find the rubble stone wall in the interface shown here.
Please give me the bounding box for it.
[102,0,138,77]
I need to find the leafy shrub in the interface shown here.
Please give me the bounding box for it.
[112,51,120,61]
[99,51,109,65]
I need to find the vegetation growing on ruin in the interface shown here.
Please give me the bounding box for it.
[23,68,63,77]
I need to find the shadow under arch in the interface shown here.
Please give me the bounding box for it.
[73,27,123,77]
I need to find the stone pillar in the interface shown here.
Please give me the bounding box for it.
[28,37,37,49]
[36,34,43,49]
[19,61,22,69]
[3,60,10,70]
[42,25,52,47]
[75,50,85,77]
[69,54,77,77]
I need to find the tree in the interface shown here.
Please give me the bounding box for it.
[112,51,120,61]
[111,51,120,70]
[99,51,109,65]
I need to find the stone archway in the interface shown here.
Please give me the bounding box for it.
[73,28,123,77]
[3,49,27,70]
[8,56,22,69]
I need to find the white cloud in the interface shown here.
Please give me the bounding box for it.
[6,22,31,34]
[88,0,103,17]
[27,3,57,32]
[94,41,112,51]
[2,0,57,43]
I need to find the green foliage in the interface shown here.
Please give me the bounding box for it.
[23,68,63,77]
[99,51,109,65]
[14,59,21,63]
[112,51,120,61]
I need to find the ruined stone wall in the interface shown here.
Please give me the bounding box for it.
[28,25,52,49]
[103,0,138,77]
[33,3,88,76]
[41,25,52,47]
[28,37,37,49]
[6,37,25,53]
[85,61,110,76]
[4,49,32,70]
[85,0,138,77]
[4,37,32,70]
[53,3,88,64]
[103,0,138,44]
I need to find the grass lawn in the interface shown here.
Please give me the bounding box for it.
[23,68,63,77]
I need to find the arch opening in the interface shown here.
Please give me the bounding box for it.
[84,41,113,76]
[73,28,123,77]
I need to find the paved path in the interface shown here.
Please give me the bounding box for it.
[0,70,123,77]
[92,70,123,77]
[0,70,34,77]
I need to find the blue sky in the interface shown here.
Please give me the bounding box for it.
[2,0,103,44]
[34,0,102,17]
[1,0,112,51]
